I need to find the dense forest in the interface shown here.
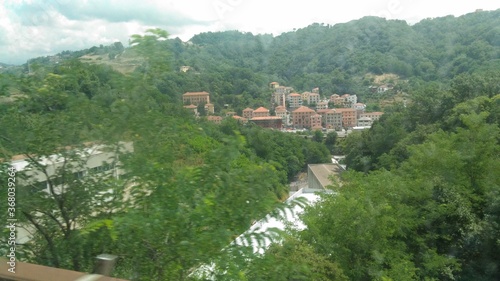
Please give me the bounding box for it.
[0,9,499,281]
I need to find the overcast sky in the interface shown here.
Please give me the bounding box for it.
[1,0,498,65]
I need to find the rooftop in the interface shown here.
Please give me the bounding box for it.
[275,105,287,112]
[308,163,344,189]
[293,106,315,113]
[183,91,209,96]
[253,106,269,113]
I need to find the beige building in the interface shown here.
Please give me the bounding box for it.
[357,116,373,127]
[310,114,322,130]
[324,109,343,130]
[316,101,329,110]
[274,105,289,126]
[292,106,316,128]
[287,93,303,108]
[207,115,223,124]
[301,91,311,101]
[204,103,215,115]
[253,107,270,118]
[335,108,357,128]
[183,104,198,116]
[182,91,210,105]
[242,107,254,119]
[360,112,384,121]
[308,93,321,105]
[270,81,280,89]
[272,92,286,107]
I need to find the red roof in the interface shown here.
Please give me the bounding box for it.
[293,106,316,113]
[254,107,269,113]
[183,104,197,109]
[207,116,223,120]
[243,107,254,112]
[274,105,287,112]
[289,93,301,97]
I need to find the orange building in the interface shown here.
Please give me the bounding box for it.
[310,114,322,130]
[335,108,357,128]
[292,106,316,128]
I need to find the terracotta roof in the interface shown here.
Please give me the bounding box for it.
[334,108,356,112]
[183,91,209,96]
[270,82,279,85]
[293,106,316,113]
[232,115,244,119]
[316,109,331,114]
[183,104,197,109]
[207,116,223,120]
[253,107,269,113]
[243,107,254,112]
[250,116,282,121]
[275,105,287,112]
[288,93,301,97]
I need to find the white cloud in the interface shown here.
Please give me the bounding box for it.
[1,0,498,64]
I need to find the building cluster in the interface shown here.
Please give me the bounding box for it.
[268,82,384,130]
[182,83,384,130]
[182,91,215,115]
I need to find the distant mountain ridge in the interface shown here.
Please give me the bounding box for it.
[20,9,500,100]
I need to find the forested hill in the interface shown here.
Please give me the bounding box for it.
[12,9,498,111]
[176,9,498,85]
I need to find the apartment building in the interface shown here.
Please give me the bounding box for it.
[183,104,198,115]
[292,106,316,128]
[207,115,223,124]
[360,112,384,121]
[242,107,254,119]
[316,101,329,110]
[324,109,343,130]
[287,93,303,108]
[335,108,357,128]
[182,91,210,105]
[308,92,321,105]
[272,92,286,107]
[253,107,270,118]
[311,114,322,130]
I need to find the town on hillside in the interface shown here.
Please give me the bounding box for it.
[182,82,383,134]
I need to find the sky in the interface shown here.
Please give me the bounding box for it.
[1,0,498,65]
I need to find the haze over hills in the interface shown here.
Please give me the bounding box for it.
[1,6,499,281]
[2,10,498,114]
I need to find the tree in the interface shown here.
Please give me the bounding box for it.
[312,129,324,142]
